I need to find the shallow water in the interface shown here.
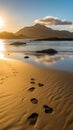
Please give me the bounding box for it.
[0,39,73,72]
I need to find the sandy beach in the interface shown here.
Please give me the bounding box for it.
[0,59,73,130]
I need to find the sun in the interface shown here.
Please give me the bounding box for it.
[0,17,4,28]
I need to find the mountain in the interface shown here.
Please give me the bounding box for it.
[16,24,73,39]
[0,24,73,39]
[16,24,54,39]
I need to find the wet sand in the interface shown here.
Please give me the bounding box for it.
[0,59,73,130]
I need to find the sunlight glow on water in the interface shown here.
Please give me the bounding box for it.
[0,40,5,59]
[0,53,5,59]
[0,39,5,51]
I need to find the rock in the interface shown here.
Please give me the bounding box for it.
[36,48,57,55]
[10,42,26,46]
[24,56,29,59]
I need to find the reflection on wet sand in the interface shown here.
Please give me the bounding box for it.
[35,54,73,64]
[0,39,73,69]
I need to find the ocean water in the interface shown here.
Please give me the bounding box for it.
[0,39,73,72]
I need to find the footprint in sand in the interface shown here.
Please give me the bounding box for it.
[1,78,4,80]
[30,81,35,84]
[38,83,44,87]
[0,82,3,84]
[43,105,53,114]
[31,78,35,81]
[28,87,35,92]
[30,98,38,104]
[6,76,8,79]
[13,72,16,74]
[27,113,38,125]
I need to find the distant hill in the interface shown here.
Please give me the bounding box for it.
[0,32,17,39]
[0,24,73,40]
[0,31,28,39]
[16,24,73,39]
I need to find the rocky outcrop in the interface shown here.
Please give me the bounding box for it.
[11,42,26,46]
[36,49,57,55]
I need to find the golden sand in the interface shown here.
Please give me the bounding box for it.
[0,59,73,130]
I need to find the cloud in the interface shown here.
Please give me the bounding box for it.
[35,16,73,26]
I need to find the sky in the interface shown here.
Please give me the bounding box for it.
[0,0,73,32]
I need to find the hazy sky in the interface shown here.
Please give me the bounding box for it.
[0,0,73,32]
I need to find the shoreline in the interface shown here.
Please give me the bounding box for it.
[5,53,73,74]
[0,59,73,130]
[1,39,73,74]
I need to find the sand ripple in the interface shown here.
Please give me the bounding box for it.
[0,60,73,130]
